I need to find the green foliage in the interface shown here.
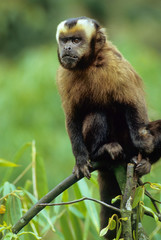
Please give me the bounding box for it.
[0,142,55,239]
[0,142,102,239]
[132,186,144,209]
[99,214,127,239]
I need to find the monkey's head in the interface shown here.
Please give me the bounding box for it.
[56,17,106,69]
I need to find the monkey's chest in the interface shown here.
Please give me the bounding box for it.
[66,80,113,109]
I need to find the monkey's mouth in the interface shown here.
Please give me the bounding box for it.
[62,54,78,61]
[61,55,79,69]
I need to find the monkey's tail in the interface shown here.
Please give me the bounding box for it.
[98,169,121,240]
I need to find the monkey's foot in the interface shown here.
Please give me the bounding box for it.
[73,160,92,179]
[98,142,123,160]
[132,156,151,177]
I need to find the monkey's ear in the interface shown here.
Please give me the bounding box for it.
[95,28,106,50]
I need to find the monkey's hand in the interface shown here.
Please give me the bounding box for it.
[138,127,154,154]
[73,157,92,179]
[132,156,151,177]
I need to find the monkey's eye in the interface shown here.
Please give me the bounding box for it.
[72,38,81,44]
[60,38,68,44]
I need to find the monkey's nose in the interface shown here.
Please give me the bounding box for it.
[64,45,71,51]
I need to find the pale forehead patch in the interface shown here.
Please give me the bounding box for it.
[56,19,96,43]
[56,20,66,42]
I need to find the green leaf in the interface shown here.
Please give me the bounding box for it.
[0,159,19,167]
[116,222,122,240]
[83,213,90,240]
[140,203,158,222]
[111,195,121,204]
[2,232,17,240]
[62,189,69,203]
[150,183,161,191]
[53,193,63,215]
[60,213,74,240]
[23,189,38,204]
[73,183,86,216]
[2,142,32,183]
[109,219,116,230]
[22,189,55,233]
[2,183,22,225]
[18,231,42,239]
[120,217,128,221]
[69,211,83,240]
[78,179,99,232]
[35,154,48,198]
[36,208,55,234]
[114,165,126,194]
[68,206,84,219]
[132,186,144,209]
[32,140,38,198]
[90,173,99,187]
[100,216,117,237]
[100,225,109,237]
[133,230,136,240]
[2,182,16,197]
[7,193,22,225]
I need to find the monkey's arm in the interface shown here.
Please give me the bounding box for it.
[66,116,91,179]
[125,105,154,154]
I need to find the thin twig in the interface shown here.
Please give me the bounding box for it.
[39,196,121,213]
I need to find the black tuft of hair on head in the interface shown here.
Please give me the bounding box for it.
[64,16,100,30]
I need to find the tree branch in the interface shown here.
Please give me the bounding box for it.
[39,196,121,213]
[12,160,160,237]
[121,163,135,240]
[12,161,101,234]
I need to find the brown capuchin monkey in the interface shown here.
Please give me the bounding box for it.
[56,17,161,239]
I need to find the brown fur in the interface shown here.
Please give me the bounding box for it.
[57,41,147,121]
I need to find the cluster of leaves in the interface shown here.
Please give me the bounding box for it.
[99,182,161,240]
[0,141,161,240]
[0,142,102,240]
[0,141,54,239]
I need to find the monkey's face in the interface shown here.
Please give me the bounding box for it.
[58,33,90,69]
[56,17,99,70]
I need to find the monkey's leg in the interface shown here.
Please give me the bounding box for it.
[82,112,123,163]
[82,112,122,239]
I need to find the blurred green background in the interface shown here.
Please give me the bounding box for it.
[0,0,161,238]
